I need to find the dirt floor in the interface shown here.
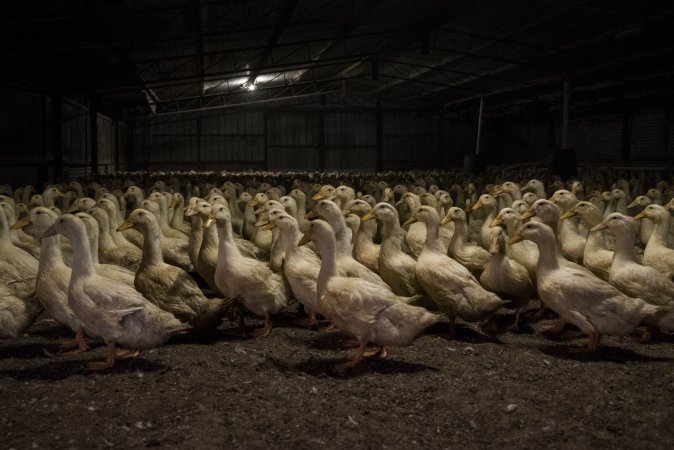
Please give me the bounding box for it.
[1,304,673,450]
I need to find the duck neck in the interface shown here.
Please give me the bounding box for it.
[449,220,467,255]
[97,218,117,252]
[140,220,164,266]
[87,226,100,265]
[423,217,445,253]
[316,235,338,300]
[534,236,560,274]
[68,226,96,278]
[170,202,185,227]
[647,215,670,247]
[612,228,638,264]
[39,234,65,268]
[216,220,239,261]
[329,215,352,257]
[200,217,218,250]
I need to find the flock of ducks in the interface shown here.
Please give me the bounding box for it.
[1,166,673,372]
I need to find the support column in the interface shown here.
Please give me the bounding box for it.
[318,112,326,171]
[376,102,383,172]
[475,97,484,155]
[562,81,570,149]
[621,110,633,162]
[89,97,99,176]
[52,95,63,182]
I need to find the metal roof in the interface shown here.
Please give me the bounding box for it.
[2,0,673,117]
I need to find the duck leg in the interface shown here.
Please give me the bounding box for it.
[334,339,367,373]
[569,333,600,353]
[295,310,318,329]
[86,340,116,370]
[507,307,525,333]
[250,312,272,338]
[364,345,389,360]
[61,327,88,354]
[543,319,567,335]
[115,349,140,360]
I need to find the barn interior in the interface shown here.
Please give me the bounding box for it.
[1,1,674,449]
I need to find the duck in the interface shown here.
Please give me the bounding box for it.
[472,193,498,250]
[1,201,40,258]
[343,199,380,274]
[117,209,233,331]
[550,190,585,264]
[247,193,274,253]
[96,197,144,250]
[75,212,136,288]
[634,204,674,279]
[288,189,311,232]
[168,192,192,235]
[490,208,539,278]
[147,191,189,240]
[140,200,194,272]
[363,203,425,298]
[480,226,533,331]
[0,204,38,297]
[560,201,614,281]
[87,206,142,272]
[522,179,547,200]
[42,214,188,369]
[442,207,490,276]
[0,283,42,339]
[11,207,85,351]
[265,211,323,327]
[410,206,506,336]
[591,213,674,340]
[308,199,390,289]
[299,219,440,372]
[627,195,654,247]
[205,204,289,337]
[509,220,665,352]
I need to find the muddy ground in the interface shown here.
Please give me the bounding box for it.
[1,305,673,449]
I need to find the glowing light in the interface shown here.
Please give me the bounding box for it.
[243,82,257,91]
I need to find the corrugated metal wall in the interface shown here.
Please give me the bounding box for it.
[0,84,126,187]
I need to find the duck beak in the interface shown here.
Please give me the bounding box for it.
[253,206,265,215]
[361,211,376,221]
[519,209,535,221]
[305,208,318,219]
[472,198,484,210]
[440,215,452,226]
[117,219,135,232]
[169,197,178,209]
[341,208,351,217]
[203,212,217,229]
[626,200,638,209]
[312,192,326,201]
[297,233,312,246]
[559,209,577,220]
[489,215,503,228]
[403,214,417,226]
[255,219,270,228]
[492,187,504,196]
[10,216,31,230]
[41,222,59,238]
[508,233,524,245]
[184,207,197,217]
[248,197,260,208]
[590,222,607,232]
[633,211,647,220]
[260,222,275,231]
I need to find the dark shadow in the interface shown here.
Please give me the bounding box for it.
[0,357,169,381]
[537,344,674,363]
[263,354,439,378]
[0,341,105,359]
[427,323,503,344]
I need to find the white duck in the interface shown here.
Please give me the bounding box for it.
[442,207,490,276]
[42,214,187,370]
[300,219,440,372]
[363,203,424,298]
[205,205,289,338]
[634,204,674,279]
[509,221,664,352]
[87,206,142,272]
[591,213,674,340]
[343,199,380,275]
[410,206,506,336]
[472,193,498,250]
[266,211,323,327]
[11,207,85,351]
[480,226,533,332]
[118,209,233,331]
